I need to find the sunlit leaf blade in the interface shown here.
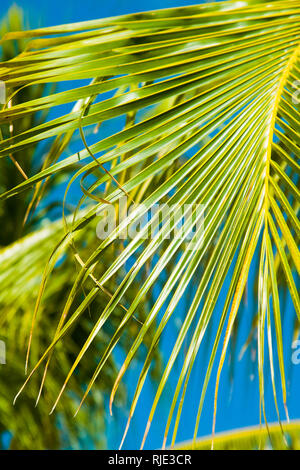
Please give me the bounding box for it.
[175,421,300,450]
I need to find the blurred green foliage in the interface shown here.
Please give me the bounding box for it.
[0,6,161,449]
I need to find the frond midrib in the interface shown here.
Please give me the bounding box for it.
[264,42,300,219]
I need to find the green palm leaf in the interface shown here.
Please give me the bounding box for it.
[1,0,299,449]
[176,421,300,450]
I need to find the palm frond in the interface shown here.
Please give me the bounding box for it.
[176,421,300,450]
[0,0,299,449]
